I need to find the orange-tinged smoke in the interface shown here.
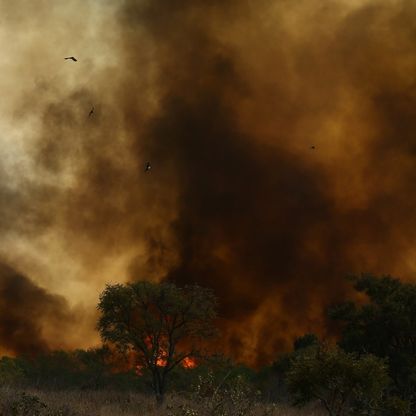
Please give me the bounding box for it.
[2,0,416,366]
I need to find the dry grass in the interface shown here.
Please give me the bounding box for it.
[0,388,325,416]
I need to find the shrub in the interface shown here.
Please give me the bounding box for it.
[286,343,389,416]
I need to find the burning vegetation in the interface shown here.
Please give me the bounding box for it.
[97,281,217,403]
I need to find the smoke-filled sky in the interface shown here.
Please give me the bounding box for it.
[1,0,416,365]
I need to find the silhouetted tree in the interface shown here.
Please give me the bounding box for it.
[293,333,320,351]
[286,343,389,416]
[97,281,218,404]
[328,274,416,407]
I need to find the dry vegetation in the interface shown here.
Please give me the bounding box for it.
[0,388,324,416]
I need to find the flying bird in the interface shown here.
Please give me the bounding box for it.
[310,145,316,150]
[89,106,94,117]
[144,162,152,173]
[64,56,77,62]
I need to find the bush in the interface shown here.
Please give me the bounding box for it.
[328,274,416,406]
[6,392,47,416]
[380,395,411,416]
[286,343,389,416]
[167,369,272,416]
[0,357,26,387]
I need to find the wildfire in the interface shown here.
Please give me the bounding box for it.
[133,337,197,374]
[135,356,197,375]
[156,354,196,369]
[156,356,167,367]
[136,364,144,376]
[182,356,197,369]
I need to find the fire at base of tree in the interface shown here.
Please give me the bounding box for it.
[97,281,218,404]
[135,354,197,376]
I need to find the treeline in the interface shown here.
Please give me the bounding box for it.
[0,347,259,395]
[0,347,143,391]
[1,274,416,416]
[272,274,416,415]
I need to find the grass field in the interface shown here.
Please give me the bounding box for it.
[0,388,325,416]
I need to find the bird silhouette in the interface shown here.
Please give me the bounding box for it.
[144,162,152,173]
[64,56,77,62]
[89,106,94,117]
[310,145,316,150]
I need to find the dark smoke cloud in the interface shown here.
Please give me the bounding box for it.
[118,0,416,364]
[0,262,82,356]
[2,0,416,364]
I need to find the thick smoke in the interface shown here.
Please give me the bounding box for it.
[1,0,416,364]
[0,262,86,356]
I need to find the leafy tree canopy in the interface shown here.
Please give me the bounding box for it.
[97,280,218,403]
[328,274,416,401]
[286,343,389,416]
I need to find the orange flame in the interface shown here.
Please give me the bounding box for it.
[136,356,197,375]
[182,356,197,369]
[156,356,167,367]
[133,337,198,374]
[136,364,144,376]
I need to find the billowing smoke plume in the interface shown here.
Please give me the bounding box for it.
[1,0,416,364]
[0,262,87,356]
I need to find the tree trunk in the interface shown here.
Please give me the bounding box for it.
[156,391,164,405]
[152,371,165,405]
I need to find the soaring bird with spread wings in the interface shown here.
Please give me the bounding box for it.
[64,56,77,62]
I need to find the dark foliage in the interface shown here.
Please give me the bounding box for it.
[328,274,416,410]
[0,348,144,391]
[97,281,218,403]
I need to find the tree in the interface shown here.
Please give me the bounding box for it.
[97,280,218,403]
[328,274,416,406]
[0,356,25,386]
[286,343,389,416]
[293,333,320,351]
